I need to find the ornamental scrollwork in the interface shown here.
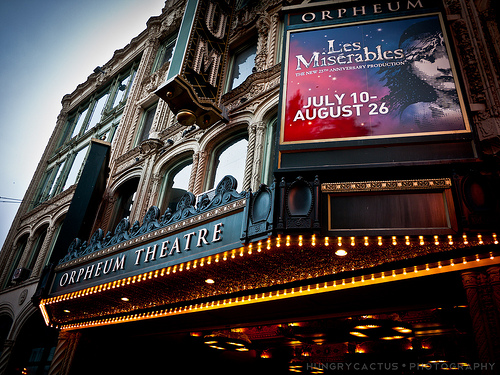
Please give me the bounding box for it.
[59,175,246,264]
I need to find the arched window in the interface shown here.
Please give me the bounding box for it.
[159,158,193,213]
[3,235,28,289]
[261,117,277,186]
[109,178,140,232]
[26,226,48,273]
[208,134,248,191]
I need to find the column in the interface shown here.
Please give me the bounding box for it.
[47,331,82,375]
[251,121,266,192]
[242,123,257,192]
[462,268,500,370]
[193,151,207,196]
[31,225,56,277]
[0,340,15,375]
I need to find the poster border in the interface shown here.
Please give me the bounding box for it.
[279,12,471,146]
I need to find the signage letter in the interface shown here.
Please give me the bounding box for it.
[192,38,221,87]
[160,241,170,258]
[144,245,157,263]
[184,232,196,250]
[94,262,103,277]
[84,265,94,280]
[59,273,69,287]
[197,228,209,247]
[76,268,85,282]
[212,222,223,242]
[134,248,145,265]
[169,237,181,256]
[113,254,126,272]
[205,2,228,39]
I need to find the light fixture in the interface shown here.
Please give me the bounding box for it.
[93,66,106,74]
[335,249,347,256]
[205,278,215,284]
[204,330,251,351]
[121,297,130,302]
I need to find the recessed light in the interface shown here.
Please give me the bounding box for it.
[63,309,71,313]
[335,249,347,256]
[121,297,130,302]
[205,278,215,284]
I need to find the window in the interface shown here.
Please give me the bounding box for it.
[3,235,27,288]
[109,178,140,232]
[70,106,89,139]
[227,42,257,91]
[261,118,277,186]
[63,145,89,190]
[110,70,136,109]
[26,227,48,272]
[209,135,248,190]
[159,158,193,213]
[85,91,110,132]
[136,104,157,145]
[152,34,177,72]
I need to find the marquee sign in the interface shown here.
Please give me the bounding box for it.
[280,3,470,145]
[49,214,244,295]
[156,0,233,128]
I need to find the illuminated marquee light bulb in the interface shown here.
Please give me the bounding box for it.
[257,241,262,252]
[276,235,281,248]
[311,234,316,246]
[286,235,291,246]
[351,237,356,246]
[337,237,342,247]
[364,237,369,246]
[248,243,253,254]
[299,235,303,247]
[463,234,468,245]
[419,236,424,245]
[434,235,439,245]
[405,236,410,245]
[493,233,498,245]
[378,236,383,246]
[267,237,272,250]
[324,237,330,246]
[463,257,467,264]
[392,236,397,245]
[448,235,453,245]
[477,234,483,245]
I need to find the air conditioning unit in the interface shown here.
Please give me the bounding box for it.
[12,267,31,282]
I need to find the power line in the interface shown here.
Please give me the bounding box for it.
[0,196,23,204]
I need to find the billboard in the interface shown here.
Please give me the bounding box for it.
[280,13,470,144]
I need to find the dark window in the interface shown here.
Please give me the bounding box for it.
[137,104,157,144]
[228,43,257,91]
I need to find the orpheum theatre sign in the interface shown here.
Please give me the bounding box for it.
[156,0,233,129]
[280,0,470,145]
[49,176,250,295]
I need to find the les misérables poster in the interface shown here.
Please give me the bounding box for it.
[282,14,469,144]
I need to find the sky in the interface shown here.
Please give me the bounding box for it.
[0,0,167,249]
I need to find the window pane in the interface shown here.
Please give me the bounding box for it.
[85,92,109,131]
[63,145,89,190]
[57,116,75,148]
[70,107,88,139]
[229,44,256,90]
[49,163,65,197]
[112,72,135,108]
[214,138,248,189]
[138,105,157,143]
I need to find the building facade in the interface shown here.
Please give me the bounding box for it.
[0,0,499,374]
